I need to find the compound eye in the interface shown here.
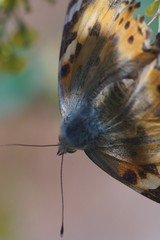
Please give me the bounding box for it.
[67,148,76,154]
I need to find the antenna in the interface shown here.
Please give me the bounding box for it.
[60,154,64,237]
[0,143,59,147]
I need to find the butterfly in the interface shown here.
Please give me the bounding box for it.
[57,0,160,204]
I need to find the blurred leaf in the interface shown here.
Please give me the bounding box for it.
[2,54,26,73]
[0,44,26,73]
[146,0,160,17]
[0,0,20,11]
[10,23,37,47]
[0,0,55,73]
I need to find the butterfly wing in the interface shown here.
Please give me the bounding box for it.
[85,55,160,203]
[58,0,160,203]
[85,148,160,203]
[58,0,157,118]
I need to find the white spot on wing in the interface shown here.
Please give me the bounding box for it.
[63,39,77,62]
[65,0,83,25]
[138,174,160,190]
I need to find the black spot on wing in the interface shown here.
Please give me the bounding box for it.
[128,35,134,44]
[125,1,130,4]
[124,21,130,29]
[141,164,159,175]
[138,26,143,35]
[138,163,159,181]
[60,0,95,59]
[89,22,101,37]
[128,1,140,12]
[128,6,133,12]
[61,63,70,78]
[142,187,160,203]
[60,11,78,58]
[75,42,82,58]
[134,2,141,9]
[138,170,146,179]
[123,170,137,184]
[119,17,124,25]
[69,54,75,63]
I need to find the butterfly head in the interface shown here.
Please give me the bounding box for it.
[57,106,102,155]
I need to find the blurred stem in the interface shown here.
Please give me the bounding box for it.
[158,6,160,32]
[148,11,159,26]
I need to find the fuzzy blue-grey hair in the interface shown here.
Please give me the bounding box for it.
[60,106,103,149]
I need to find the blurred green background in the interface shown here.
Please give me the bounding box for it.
[0,1,160,240]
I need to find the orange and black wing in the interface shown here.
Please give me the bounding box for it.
[85,148,160,203]
[58,0,156,118]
